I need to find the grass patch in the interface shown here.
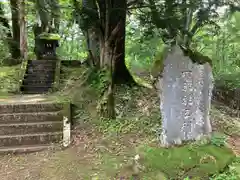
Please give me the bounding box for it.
[139,144,235,180]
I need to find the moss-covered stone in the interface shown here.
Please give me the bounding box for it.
[150,45,170,79]
[150,45,212,83]
[139,143,235,179]
[38,32,61,40]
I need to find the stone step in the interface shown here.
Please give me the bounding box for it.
[27,64,56,69]
[0,144,55,155]
[28,61,56,65]
[0,132,63,147]
[27,62,56,67]
[26,69,55,74]
[20,90,50,95]
[28,60,57,65]
[0,111,62,123]
[26,67,56,73]
[0,121,63,135]
[20,85,52,93]
[22,79,53,86]
[24,74,55,81]
[0,103,63,114]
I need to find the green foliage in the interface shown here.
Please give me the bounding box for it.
[125,17,164,72]
[87,69,110,97]
[136,0,233,46]
[0,25,10,63]
[215,72,240,89]
[210,133,227,147]
[57,33,88,60]
[193,12,240,75]
[210,157,240,180]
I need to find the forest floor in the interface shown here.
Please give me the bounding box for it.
[0,66,239,180]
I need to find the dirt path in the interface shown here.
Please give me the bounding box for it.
[228,137,240,156]
[0,95,53,104]
[0,124,238,180]
[0,125,142,180]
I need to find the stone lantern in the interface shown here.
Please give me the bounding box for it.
[36,32,60,60]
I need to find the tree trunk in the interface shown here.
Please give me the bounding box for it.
[19,0,27,59]
[109,0,135,84]
[10,0,21,63]
[50,0,60,32]
[86,28,100,67]
[33,24,42,60]
[158,45,213,147]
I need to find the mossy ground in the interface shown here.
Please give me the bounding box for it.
[0,65,21,96]
[0,65,239,180]
[140,144,235,179]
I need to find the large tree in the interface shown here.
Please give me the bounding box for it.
[72,0,140,119]
[10,0,21,62]
[72,0,135,84]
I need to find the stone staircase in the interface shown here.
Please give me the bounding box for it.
[0,96,70,154]
[20,60,56,94]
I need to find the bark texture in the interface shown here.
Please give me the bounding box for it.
[159,45,213,146]
[19,0,27,59]
[109,0,135,84]
[10,0,21,61]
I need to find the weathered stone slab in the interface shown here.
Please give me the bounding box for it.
[159,45,214,146]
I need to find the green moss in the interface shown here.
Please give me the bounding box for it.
[139,144,235,179]
[150,45,170,78]
[150,45,212,81]
[132,74,153,89]
[38,32,61,40]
